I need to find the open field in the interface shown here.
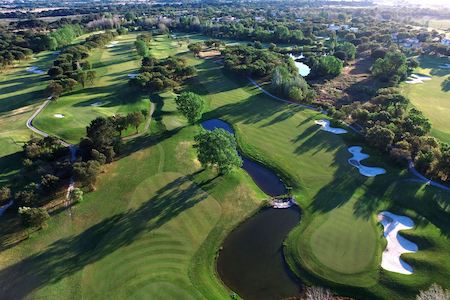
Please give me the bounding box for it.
[402,55,450,143]
[0,34,449,300]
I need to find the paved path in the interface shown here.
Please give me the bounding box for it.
[248,77,450,192]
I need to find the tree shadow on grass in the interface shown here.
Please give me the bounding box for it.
[441,76,450,92]
[0,174,208,299]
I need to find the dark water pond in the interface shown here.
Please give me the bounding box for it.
[201,119,286,197]
[201,119,302,299]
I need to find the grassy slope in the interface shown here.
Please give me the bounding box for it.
[402,55,450,144]
[33,33,149,144]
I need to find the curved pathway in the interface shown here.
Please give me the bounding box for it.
[248,77,450,192]
[122,101,155,141]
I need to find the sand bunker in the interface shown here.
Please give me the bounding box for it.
[90,101,104,107]
[106,41,119,48]
[54,114,65,118]
[347,146,386,177]
[439,63,450,69]
[127,73,138,79]
[26,66,45,75]
[315,119,348,134]
[405,74,432,84]
[378,211,418,275]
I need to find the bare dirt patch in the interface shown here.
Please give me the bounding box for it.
[198,50,221,59]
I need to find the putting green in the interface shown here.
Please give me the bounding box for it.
[402,55,450,143]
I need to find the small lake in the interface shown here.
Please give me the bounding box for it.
[201,119,302,300]
[295,61,311,77]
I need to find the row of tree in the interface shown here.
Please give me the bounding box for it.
[332,88,449,182]
[134,33,152,57]
[45,31,119,99]
[271,66,316,103]
[222,45,297,78]
[130,55,196,92]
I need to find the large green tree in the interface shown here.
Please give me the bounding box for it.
[175,92,205,124]
[372,51,408,84]
[194,129,242,174]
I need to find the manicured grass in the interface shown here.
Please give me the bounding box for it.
[33,33,149,144]
[189,57,450,298]
[402,55,450,143]
[0,34,448,300]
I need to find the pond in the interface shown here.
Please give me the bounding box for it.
[201,119,302,300]
[289,53,310,77]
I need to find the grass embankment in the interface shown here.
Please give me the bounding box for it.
[402,55,450,143]
[33,33,149,144]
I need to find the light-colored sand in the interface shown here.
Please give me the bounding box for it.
[26,66,45,75]
[90,101,104,107]
[315,119,348,134]
[127,73,138,79]
[347,146,386,177]
[106,41,119,48]
[54,114,65,118]
[405,74,432,84]
[378,211,418,275]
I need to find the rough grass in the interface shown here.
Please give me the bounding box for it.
[402,55,450,143]
[33,33,149,144]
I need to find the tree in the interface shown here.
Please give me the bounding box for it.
[48,66,63,78]
[335,42,356,61]
[416,283,450,300]
[18,207,50,228]
[45,81,63,99]
[73,160,102,189]
[365,125,395,151]
[188,42,202,54]
[69,188,84,203]
[40,174,60,193]
[135,39,149,57]
[127,112,144,133]
[194,129,242,174]
[175,92,205,124]
[0,186,11,206]
[372,51,408,84]
[303,286,334,300]
[112,114,129,136]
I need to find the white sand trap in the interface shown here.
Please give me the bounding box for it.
[106,41,119,48]
[26,66,45,75]
[439,63,450,69]
[90,101,104,107]
[315,119,348,134]
[47,96,53,100]
[54,114,65,118]
[127,73,138,79]
[378,211,418,275]
[348,146,386,177]
[405,74,432,84]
